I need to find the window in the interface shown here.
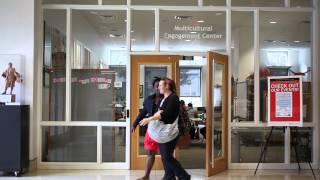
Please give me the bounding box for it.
[132,0,197,6]
[73,40,82,69]
[43,0,98,4]
[160,11,226,52]
[72,41,92,69]
[231,11,254,122]
[180,67,201,97]
[266,51,289,66]
[231,127,284,163]
[232,0,284,7]
[204,0,226,6]
[43,9,67,122]
[131,10,155,51]
[144,66,168,97]
[291,0,312,7]
[259,12,312,122]
[102,0,126,5]
[42,126,97,162]
[290,127,313,162]
[71,10,127,122]
[84,47,92,68]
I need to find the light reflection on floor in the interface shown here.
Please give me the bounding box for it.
[0,169,318,180]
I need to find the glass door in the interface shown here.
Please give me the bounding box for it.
[130,55,180,169]
[206,52,229,176]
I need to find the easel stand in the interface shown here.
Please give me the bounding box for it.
[254,126,316,179]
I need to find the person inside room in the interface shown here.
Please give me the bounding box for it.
[187,103,197,118]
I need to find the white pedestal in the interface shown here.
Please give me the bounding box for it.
[0,94,16,103]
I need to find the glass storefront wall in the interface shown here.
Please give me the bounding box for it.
[41,0,317,169]
[43,8,128,166]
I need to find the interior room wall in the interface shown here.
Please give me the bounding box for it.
[231,26,254,119]
[44,10,105,68]
[238,27,254,81]
[260,48,311,76]
[232,26,254,82]
[72,11,105,67]
[0,0,37,160]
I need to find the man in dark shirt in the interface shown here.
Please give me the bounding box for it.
[131,77,162,180]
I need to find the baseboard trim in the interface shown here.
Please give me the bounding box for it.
[28,158,37,172]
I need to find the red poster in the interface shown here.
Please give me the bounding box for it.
[268,76,303,127]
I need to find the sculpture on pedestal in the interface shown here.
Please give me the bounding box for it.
[1,62,21,95]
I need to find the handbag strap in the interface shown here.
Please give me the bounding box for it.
[173,116,179,126]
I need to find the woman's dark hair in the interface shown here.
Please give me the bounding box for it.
[188,103,193,107]
[152,76,161,87]
[180,100,185,106]
[161,77,176,94]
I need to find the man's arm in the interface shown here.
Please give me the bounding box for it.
[2,70,7,78]
[132,98,149,129]
[14,68,21,78]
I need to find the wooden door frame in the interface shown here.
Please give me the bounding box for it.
[130,55,180,170]
[206,52,229,176]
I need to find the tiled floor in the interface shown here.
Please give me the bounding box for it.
[0,169,318,180]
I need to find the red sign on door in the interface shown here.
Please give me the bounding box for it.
[268,76,303,127]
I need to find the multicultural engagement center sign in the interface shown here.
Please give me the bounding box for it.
[164,25,223,40]
[268,76,303,127]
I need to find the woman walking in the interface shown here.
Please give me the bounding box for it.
[140,78,191,180]
[131,77,162,180]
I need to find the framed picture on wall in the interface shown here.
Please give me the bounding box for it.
[139,85,143,98]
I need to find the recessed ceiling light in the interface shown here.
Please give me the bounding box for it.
[131,38,136,41]
[294,40,301,43]
[197,20,205,23]
[269,21,277,24]
[101,15,115,20]
[216,13,223,16]
[90,11,98,15]
[264,40,276,43]
[131,30,134,33]
[185,40,191,42]
[190,32,197,34]
[174,16,193,20]
[109,34,122,38]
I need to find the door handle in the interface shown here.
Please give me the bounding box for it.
[212,114,215,168]
[126,109,130,118]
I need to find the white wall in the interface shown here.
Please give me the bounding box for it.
[0,0,37,160]
[72,11,105,66]
[260,48,311,81]
[232,26,254,82]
